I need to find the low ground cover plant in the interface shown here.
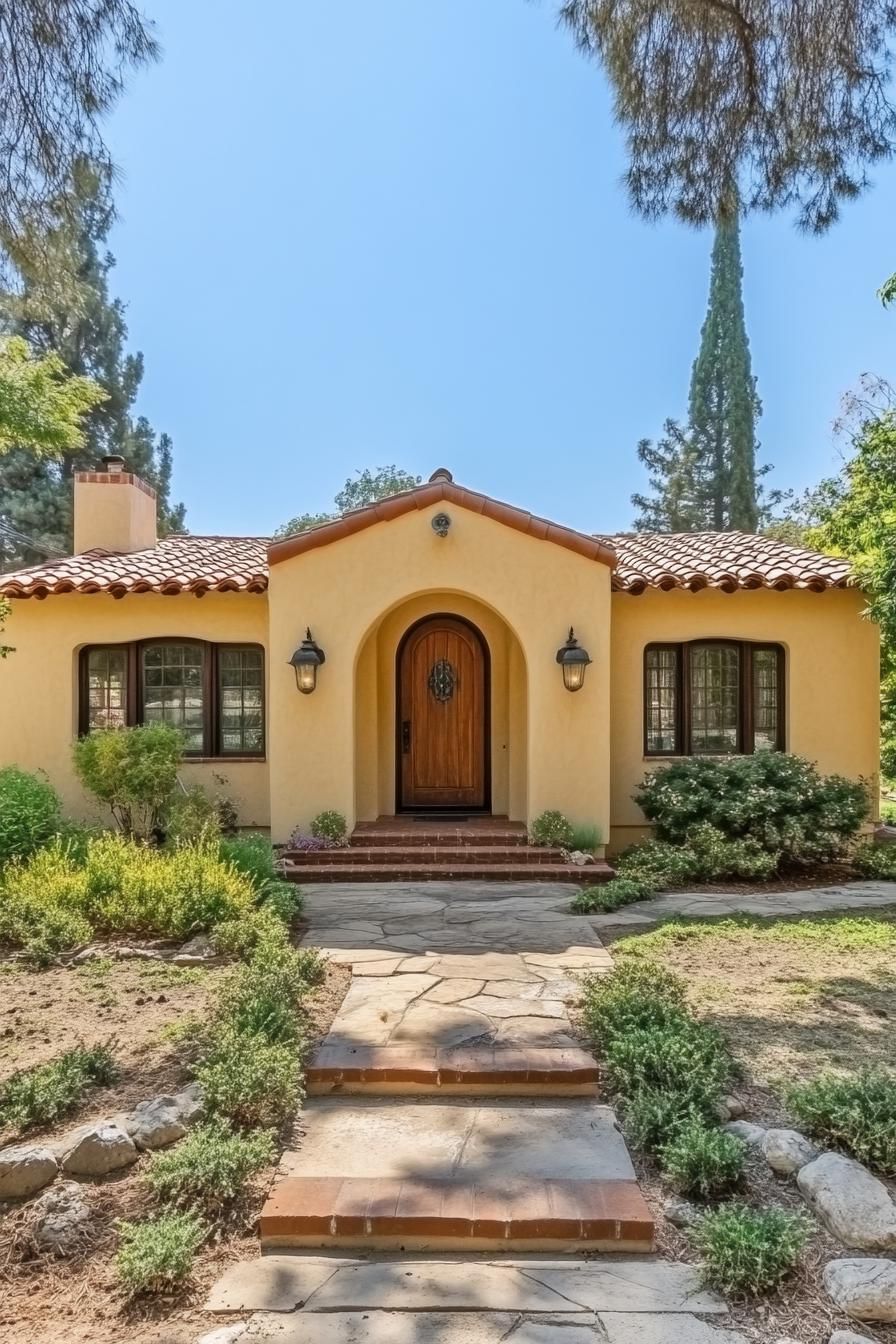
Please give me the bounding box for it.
[692,1205,811,1296]
[853,840,896,880]
[660,1120,745,1198]
[116,1211,206,1296]
[0,1043,116,1132]
[529,810,574,849]
[146,1120,275,1212]
[788,1068,896,1174]
[0,766,61,867]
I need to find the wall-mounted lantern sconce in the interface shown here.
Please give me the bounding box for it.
[556,627,591,692]
[431,512,451,537]
[289,628,326,694]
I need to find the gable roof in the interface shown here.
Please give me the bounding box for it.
[267,472,618,568]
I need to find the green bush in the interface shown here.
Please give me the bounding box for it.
[661,1121,745,1198]
[218,833,280,890]
[615,824,777,895]
[603,1016,731,1113]
[146,1119,275,1212]
[788,1069,896,1174]
[635,753,868,865]
[165,785,221,846]
[261,880,303,922]
[624,1087,705,1154]
[529,810,574,849]
[0,1043,116,1131]
[0,767,61,868]
[310,810,347,845]
[0,835,257,960]
[581,961,687,1042]
[116,1211,205,1296]
[196,1025,302,1128]
[692,1205,810,1296]
[215,939,323,1046]
[572,877,652,914]
[569,823,602,852]
[853,840,896,880]
[73,723,183,839]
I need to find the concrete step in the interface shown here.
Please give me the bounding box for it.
[283,861,612,884]
[284,845,570,866]
[307,1045,600,1096]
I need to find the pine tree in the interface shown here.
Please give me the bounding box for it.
[0,164,184,566]
[687,212,760,531]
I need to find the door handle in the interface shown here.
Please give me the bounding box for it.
[401,720,411,753]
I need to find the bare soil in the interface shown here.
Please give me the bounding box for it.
[0,948,350,1344]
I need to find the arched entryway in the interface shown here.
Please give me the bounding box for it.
[395,614,490,812]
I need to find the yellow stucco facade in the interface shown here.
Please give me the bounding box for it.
[0,476,881,853]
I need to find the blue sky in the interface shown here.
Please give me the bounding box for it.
[104,0,896,538]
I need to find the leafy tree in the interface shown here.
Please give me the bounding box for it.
[633,213,772,531]
[0,165,184,566]
[559,0,896,232]
[880,273,896,306]
[0,336,105,456]
[0,1,157,271]
[0,597,11,659]
[276,465,421,538]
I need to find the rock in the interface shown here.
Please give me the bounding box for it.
[762,1128,818,1175]
[723,1120,766,1146]
[59,1122,139,1176]
[829,1332,878,1343]
[115,944,165,961]
[173,933,221,965]
[0,1143,58,1198]
[568,850,594,866]
[664,1195,702,1228]
[29,1181,93,1255]
[173,1081,204,1122]
[722,1094,745,1119]
[798,1155,896,1250]
[126,1096,189,1151]
[196,1327,248,1344]
[823,1258,896,1322]
[70,945,106,965]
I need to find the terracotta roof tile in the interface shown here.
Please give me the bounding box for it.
[601,531,852,593]
[0,527,853,599]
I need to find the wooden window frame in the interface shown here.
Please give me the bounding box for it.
[78,640,266,759]
[644,639,785,758]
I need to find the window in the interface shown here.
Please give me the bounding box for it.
[79,641,265,757]
[644,641,784,757]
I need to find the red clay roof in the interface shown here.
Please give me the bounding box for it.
[0,526,852,600]
[267,476,618,568]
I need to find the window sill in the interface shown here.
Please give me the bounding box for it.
[182,756,267,764]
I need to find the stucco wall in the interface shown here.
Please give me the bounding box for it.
[0,592,271,827]
[609,587,880,852]
[267,502,612,841]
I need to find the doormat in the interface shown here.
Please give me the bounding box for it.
[411,815,472,822]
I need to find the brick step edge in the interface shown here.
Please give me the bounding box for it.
[308,1045,599,1094]
[283,845,572,865]
[350,830,530,848]
[260,1176,654,1251]
[282,862,613,883]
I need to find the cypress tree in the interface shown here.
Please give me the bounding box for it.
[0,164,184,567]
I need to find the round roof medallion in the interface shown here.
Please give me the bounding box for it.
[429,467,453,483]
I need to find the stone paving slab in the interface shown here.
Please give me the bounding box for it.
[599,1314,747,1343]
[582,880,896,929]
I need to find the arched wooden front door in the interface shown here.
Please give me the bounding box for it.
[397,615,489,811]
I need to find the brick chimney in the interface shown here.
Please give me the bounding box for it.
[73,455,158,555]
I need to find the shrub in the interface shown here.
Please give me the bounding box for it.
[692,1205,810,1296]
[0,1043,116,1131]
[165,785,221,846]
[853,841,896,880]
[572,877,652,914]
[615,824,777,895]
[0,845,93,963]
[146,1120,275,1212]
[569,823,602,852]
[661,1121,745,1198]
[580,961,687,1042]
[529,810,575,849]
[788,1069,896,1174]
[602,1016,731,1114]
[635,753,868,865]
[215,939,323,1046]
[625,1087,705,1154]
[288,831,336,852]
[73,723,183,839]
[262,880,303,922]
[116,1211,205,1296]
[196,1025,302,1128]
[0,767,61,867]
[310,810,347,845]
[219,833,280,890]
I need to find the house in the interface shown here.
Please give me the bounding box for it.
[0,460,879,874]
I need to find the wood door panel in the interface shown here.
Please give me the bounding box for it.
[398,617,487,809]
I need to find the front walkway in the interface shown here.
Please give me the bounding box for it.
[578,878,896,930]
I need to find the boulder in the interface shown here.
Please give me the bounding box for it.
[173,933,221,965]
[29,1181,93,1255]
[568,850,594,866]
[823,1258,896,1322]
[762,1127,818,1175]
[723,1120,766,1146]
[723,1095,745,1119]
[0,1143,58,1199]
[59,1122,139,1176]
[663,1195,702,1228]
[173,1081,204,1122]
[829,1332,878,1343]
[798,1155,896,1250]
[126,1096,188,1151]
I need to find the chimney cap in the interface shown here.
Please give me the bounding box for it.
[429,467,453,483]
[102,454,126,474]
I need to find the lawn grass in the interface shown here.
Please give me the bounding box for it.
[610,910,896,1085]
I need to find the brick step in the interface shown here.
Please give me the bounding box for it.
[260,1176,654,1252]
[282,861,612,884]
[284,845,569,866]
[350,826,529,849]
[308,1045,600,1097]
